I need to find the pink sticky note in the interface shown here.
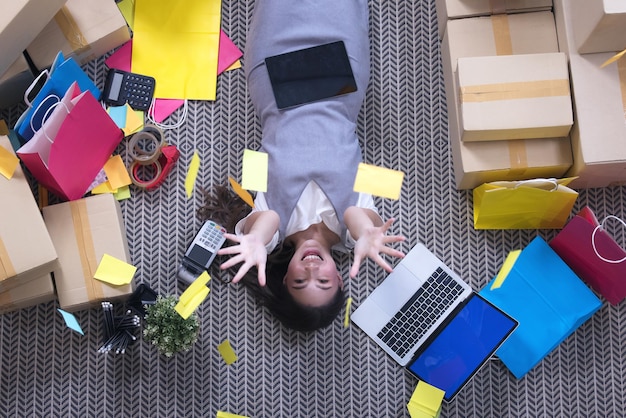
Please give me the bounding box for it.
[218,31,243,74]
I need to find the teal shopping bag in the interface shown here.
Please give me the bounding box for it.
[479,236,602,379]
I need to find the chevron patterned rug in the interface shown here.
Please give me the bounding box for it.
[1,1,624,417]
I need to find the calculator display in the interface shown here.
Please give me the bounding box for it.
[107,72,124,101]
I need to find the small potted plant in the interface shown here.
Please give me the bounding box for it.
[143,295,200,357]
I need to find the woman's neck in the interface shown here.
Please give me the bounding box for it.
[287,222,340,249]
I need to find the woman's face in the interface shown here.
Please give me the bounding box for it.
[283,239,343,307]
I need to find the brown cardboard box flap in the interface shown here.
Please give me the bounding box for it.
[27,0,130,69]
[0,273,55,314]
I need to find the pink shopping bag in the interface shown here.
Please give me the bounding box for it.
[550,206,626,305]
[17,82,123,201]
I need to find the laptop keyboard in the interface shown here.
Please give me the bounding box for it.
[377,267,466,359]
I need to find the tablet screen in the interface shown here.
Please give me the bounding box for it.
[407,294,518,401]
[264,41,357,109]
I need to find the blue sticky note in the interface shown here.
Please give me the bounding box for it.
[57,309,85,335]
[108,105,128,128]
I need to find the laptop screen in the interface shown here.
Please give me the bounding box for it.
[406,293,517,401]
[264,41,357,109]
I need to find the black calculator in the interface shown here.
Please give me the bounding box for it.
[103,68,156,111]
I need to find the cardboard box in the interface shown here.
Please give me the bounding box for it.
[457,53,573,141]
[554,0,626,188]
[0,136,58,292]
[441,12,573,189]
[42,193,134,312]
[26,0,130,70]
[570,0,626,54]
[0,273,55,314]
[0,0,68,77]
[0,54,35,110]
[435,0,552,38]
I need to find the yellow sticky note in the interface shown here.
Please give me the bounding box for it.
[114,185,132,200]
[353,163,404,200]
[132,0,221,100]
[0,145,19,180]
[600,48,626,68]
[217,339,238,365]
[344,297,353,328]
[124,106,144,135]
[91,181,117,194]
[229,176,255,208]
[185,151,201,198]
[94,254,137,286]
[175,286,210,319]
[241,149,268,192]
[216,412,249,418]
[491,250,521,290]
[104,155,132,189]
[179,271,211,306]
[224,60,241,72]
[407,380,445,418]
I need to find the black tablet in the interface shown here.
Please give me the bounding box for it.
[264,41,358,109]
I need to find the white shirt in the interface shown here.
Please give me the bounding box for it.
[235,181,379,253]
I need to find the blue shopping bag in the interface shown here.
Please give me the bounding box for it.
[479,236,602,379]
[15,52,101,142]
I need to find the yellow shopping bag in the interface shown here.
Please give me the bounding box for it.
[473,178,578,230]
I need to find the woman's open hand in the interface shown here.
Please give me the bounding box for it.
[349,218,405,278]
[218,233,268,286]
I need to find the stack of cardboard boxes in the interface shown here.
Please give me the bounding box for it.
[0,136,135,314]
[0,0,130,109]
[438,0,626,190]
[0,0,134,314]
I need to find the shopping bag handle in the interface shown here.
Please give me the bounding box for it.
[592,215,626,264]
[23,69,50,108]
[514,178,558,191]
[40,101,71,144]
[29,94,61,134]
[146,98,189,131]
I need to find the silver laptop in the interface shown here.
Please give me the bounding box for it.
[351,243,472,366]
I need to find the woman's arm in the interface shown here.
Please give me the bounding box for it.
[344,206,405,278]
[217,210,280,286]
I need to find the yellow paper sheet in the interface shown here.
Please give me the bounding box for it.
[104,155,132,189]
[216,412,249,418]
[241,149,268,192]
[491,250,521,290]
[94,254,137,286]
[0,146,19,179]
[353,163,405,200]
[185,151,201,198]
[217,339,238,365]
[229,176,255,208]
[132,0,222,100]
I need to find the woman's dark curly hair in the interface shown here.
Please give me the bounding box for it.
[197,184,345,332]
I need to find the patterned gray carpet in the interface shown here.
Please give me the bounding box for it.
[1,1,624,417]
